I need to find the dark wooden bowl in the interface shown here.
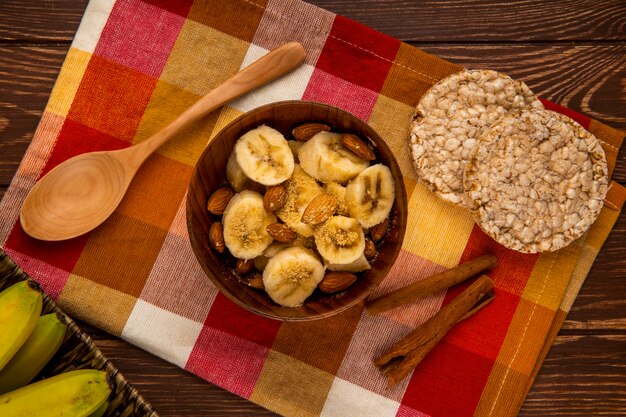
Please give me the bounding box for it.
[187,101,407,321]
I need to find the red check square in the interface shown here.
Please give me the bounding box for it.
[316,15,400,93]
[141,0,193,17]
[96,0,185,78]
[460,225,539,297]
[40,118,129,178]
[204,293,281,349]
[5,221,90,276]
[443,287,520,361]
[68,55,157,142]
[186,327,269,399]
[303,69,379,120]
[402,342,494,417]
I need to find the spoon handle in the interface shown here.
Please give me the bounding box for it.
[123,42,306,165]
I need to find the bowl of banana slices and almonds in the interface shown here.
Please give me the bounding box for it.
[187,101,407,321]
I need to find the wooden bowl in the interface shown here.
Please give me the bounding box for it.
[187,101,407,321]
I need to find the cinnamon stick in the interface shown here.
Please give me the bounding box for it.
[366,254,497,316]
[374,275,495,388]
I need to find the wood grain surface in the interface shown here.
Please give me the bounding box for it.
[0,1,624,416]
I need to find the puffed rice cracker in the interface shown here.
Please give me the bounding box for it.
[410,69,543,206]
[464,108,608,253]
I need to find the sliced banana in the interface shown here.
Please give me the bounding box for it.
[222,190,276,259]
[314,215,365,265]
[324,182,349,216]
[235,125,294,186]
[276,165,323,237]
[226,150,264,193]
[298,131,369,184]
[262,246,325,307]
[345,164,395,228]
[326,254,371,273]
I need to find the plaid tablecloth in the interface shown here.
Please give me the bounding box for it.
[1,0,625,416]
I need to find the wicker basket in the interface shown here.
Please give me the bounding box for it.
[0,248,158,417]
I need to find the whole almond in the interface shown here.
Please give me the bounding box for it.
[364,238,377,261]
[292,122,331,142]
[342,134,376,161]
[370,218,389,243]
[246,273,265,290]
[301,194,337,225]
[209,222,225,253]
[264,185,287,212]
[235,258,254,275]
[207,187,235,215]
[266,223,297,243]
[318,271,358,294]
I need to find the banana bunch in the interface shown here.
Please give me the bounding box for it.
[0,281,112,416]
[0,281,42,371]
[0,312,67,393]
[0,369,111,417]
[214,124,396,307]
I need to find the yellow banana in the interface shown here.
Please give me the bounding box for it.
[88,401,109,417]
[0,280,43,371]
[0,369,111,417]
[0,312,67,394]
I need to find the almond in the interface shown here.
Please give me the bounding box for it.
[266,223,297,243]
[209,222,225,253]
[246,273,265,290]
[292,122,331,142]
[207,187,235,215]
[318,271,357,294]
[263,184,287,212]
[235,258,254,275]
[342,133,376,161]
[364,238,377,261]
[301,194,337,225]
[370,218,389,243]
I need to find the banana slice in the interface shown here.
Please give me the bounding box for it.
[324,182,349,216]
[345,164,395,228]
[235,125,294,186]
[314,215,365,265]
[326,254,371,273]
[226,150,264,193]
[276,165,323,237]
[222,190,276,259]
[262,247,325,307]
[298,131,369,184]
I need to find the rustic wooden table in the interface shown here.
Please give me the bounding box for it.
[1,1,624,415]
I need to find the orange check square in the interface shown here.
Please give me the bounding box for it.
[381,43,461,107]
[68,55,157,142]
[116,153,192,231]
[72,212,166,298]
[188,0,268,42]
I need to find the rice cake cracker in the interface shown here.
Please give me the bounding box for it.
[410,69,543,206]
[464,108,608,253]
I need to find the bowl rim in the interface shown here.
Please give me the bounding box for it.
[186,100,407,321]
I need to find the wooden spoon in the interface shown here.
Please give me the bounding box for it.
[20,42,306,241]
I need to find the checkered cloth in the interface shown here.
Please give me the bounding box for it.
[1,0,625,416]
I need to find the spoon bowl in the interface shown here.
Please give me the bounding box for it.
[20,150,133,241]
[18,42,306,241]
